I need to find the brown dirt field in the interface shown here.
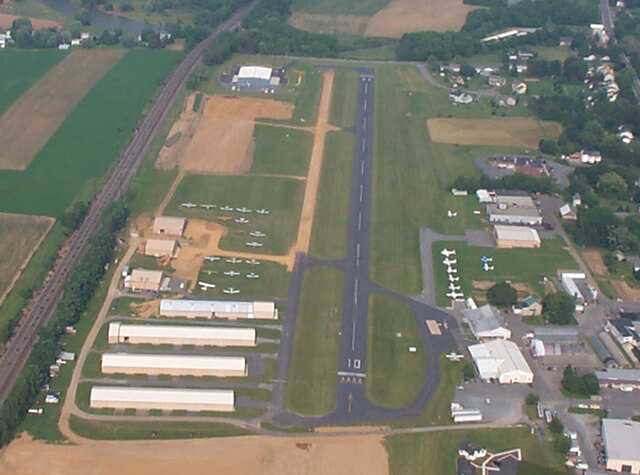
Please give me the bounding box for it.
[472,281,536,299]
[0,50,125,170]
[288,12,369,36]
[131,299,161,318]
[0,433,388,475]
[0,12,61,30]
[611,280,640,301]
[155,94,294,174]
[427,117,562,149]
[364,0,480,37]
[0,213,54,307]
[583,250,607,276]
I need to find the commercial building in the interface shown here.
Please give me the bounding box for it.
[602,419,640,473]
[493,225,541,248]
[606,318,640,346]
[561,272,597,311]
[159,299,278,320]
[101,352,247,377]
[152,216,186,237]
[90,386,235,412]
[486,195,542,226]
[530,326,582,357]
[468,339,534,383]
[463,304,511,340]
[108,322,256,347]
[595,369,640,390]
[144,238,179,258]
[123,269,165,292]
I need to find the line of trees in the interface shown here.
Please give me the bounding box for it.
[451,172,558,195]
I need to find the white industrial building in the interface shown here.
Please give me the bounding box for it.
[486,195,542,226]
[561,272,597,311]
[463,304,511,340]
[152,216,186,236]
[602,419,640,473]
[159,299,278,320]
[468,339,534,383]
[108,322,256,347]
[493,225,541,248]
[101,352,247,377]
[90,386,235,412]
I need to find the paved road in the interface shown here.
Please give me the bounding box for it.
[0,1,257,406]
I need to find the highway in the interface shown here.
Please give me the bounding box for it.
[0,2,255,406]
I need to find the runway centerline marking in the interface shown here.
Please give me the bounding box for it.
[364,99,367,111]
[351,320,356,350]
[358,212,362,231]
[365,83,368,94]
[360,161,364,175]
[359,184,363,202]
[356,243,360,263]
[361,137,365,152]
[363,117,366,130]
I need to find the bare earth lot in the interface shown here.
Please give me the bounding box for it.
[583,250,607,276]
[0,50,125,170]
[289,12,370,36]
[0,433,388,475]
[0,12,61,30]
[427,117,562,149]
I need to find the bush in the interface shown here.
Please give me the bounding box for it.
[462,361,476,379]
[548,416,563,435]
[542,292,575,324]
[561,365,600,396]
[525,392,540,405]
[553,434,572,454]
[487,282,517,307]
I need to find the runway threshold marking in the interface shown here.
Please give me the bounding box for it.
[338,370,366,378]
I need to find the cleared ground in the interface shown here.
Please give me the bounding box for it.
[427,117,562,149]
[583,250,607,276]
[0,213,54,304]
[0,50,125,170]
[289,13,370,36]
[0,12,61,29]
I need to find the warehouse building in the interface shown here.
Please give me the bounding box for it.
[101,352,247,377]
[468,339,534,383]
[108,322,256,347]
[123,269,165,292]
[90,386,235,412]
[463,304,511,340]
[493,225,541,248]
[152,216,186,237]
[595,369,640,390]
[602,419,640,473]
[159,299,278,320]
[530,326,582,357]
[486,195,542,226]
[561,272,597,311]
[144,238,179,258]
[234,65,273,88]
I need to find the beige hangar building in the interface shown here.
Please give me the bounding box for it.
[90,386,235,412]
[101,352,247,377]
[152,216,186,237]
[108,322,256,347]
[144,238,179,258]
[123,269,165,292]
[493,225,541,249]
[159,299,278,320]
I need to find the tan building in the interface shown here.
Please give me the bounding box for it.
[159,299,278,320]
[144,238,178,258]
[101,352,247,377]
[493,225,541,248]
[123,269,165,292]
[90,386,235,412]
[108,322,256,347]
[153,216,186,237]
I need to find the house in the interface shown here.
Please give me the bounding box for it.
[580,150,602,164]
[468,339,534,383]
[80,32,90,41]
[58,44,70,50]
[0,33,6,49]
[488,75,506,87]
[617,0,626,7]
[463,304,511,340]
[518,49,535,60]
[512,81,527,95]
[612,250,626,262]
[618,130,634,144]
[513,295,542,316]
[512,60,528,74]
[482,449,522,475]
[559,204,577,220]
[572,193,582,207]
[458,442,487,460]
[71,38,80,46]
[606,318,640,346]
[627,255,640,272]
[449,91,473,104]
[559,36,573,47]
[451,188,468,196]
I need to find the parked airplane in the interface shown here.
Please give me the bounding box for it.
[223,287,240,295]
[481,256,493,263]
[446,291,465,299]
[249,231,266,237]
[448,283,461,291]
[441,248,456,257]
[256,208,270,215]
[442,258,457,266]
[198,281,216,290]
[235,218,249,224]
[473,210,481,215]
[483,262,495,272]
[220,205,234,212]
[446,267,458,274]
[226,257,242,264]
[448,274,460,282]
[204,256,221,262]
[246,241,263,248]
[201,270,217,275]
[224,270,240,277]
[246,273,260,279]
[218,216,232,222]
[245,259,261,265]
[445,351,464,361]
[200,204,216,210]
[447,210,458,217]
[236,207,252,214]
[181,202,197,209]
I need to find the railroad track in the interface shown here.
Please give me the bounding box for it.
[0,2,255,405]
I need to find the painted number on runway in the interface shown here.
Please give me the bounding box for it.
[348,358,361,369]
[341,376,363,385]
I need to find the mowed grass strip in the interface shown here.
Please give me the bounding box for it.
[329,69,359,128]
[366,294,425,407]
[197,260,290,299]
[0,50,67,116]
[309,131,353,260]
[250,124,313,176]
[0,49,180,216]
[166,174,305,255]
[0,50,126,170]
[286,266,343,416]
[427,117,562,149]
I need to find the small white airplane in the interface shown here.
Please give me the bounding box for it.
[442,258,457,266]
[446,267,458,274]
[236,207,252,214]
[246,241,263,248]
[223,287,240,295]
[249,231,266,237]
[256,208,270,215]
[448,274,460,282]
[473,210,481,215]
[245,259,261,265]
[246,273,260,279]
[226,257,242,264]
[198,281,216,290]
[220,205,234,212]
[200,203,216,210]
[447,210,458,218]
[446,291,465,300]
[445,351,464,361]
[441,248,456,257]
[204,255,221,262]
[224,270,240,277]
[448,283,461,291]
[481,256,493,263]
[483,263,495,272]
[181,202,197,208]
[235,218,249,224]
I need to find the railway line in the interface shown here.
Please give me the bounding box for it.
[0,2,255,405]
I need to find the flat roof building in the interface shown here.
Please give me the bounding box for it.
[596,369,640,389]
[101,352,247,377]
[152,216,186,237]
[486,195,542,226]
[108,322,256,347]
[90,386,235,412]
[469,339,533,384]
[602,419,640,473]
[562,272,597,310]
[463,304,511,340]
[159,299,277,320]
[144,238,178,258]
[530,326,582,357]
[493,224,541,248]
[124,269,165,292]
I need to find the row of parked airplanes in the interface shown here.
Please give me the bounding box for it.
[180,203,270,215]
[198,283,241,295]
[441,248,464,300]
[204,256,261,265]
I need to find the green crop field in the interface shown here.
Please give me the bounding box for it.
[366,294,425,407]
[0,49,180,217]
[0,50,67,116]
[250,124,313,176]
[329,69,359,129]
[286,266,343,416]
[197,260,290,299]
[293,0,390,16]
[166,174,305,255]
[309,131,353,260]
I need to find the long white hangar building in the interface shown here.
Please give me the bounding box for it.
[160,299,278,320]
[90,386,235,412]
[101,353,247,377]
[108,322,256,347]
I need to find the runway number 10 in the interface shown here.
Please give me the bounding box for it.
[348,359,361,369]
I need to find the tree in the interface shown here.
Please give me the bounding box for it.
[548,416,563,435]
[487,282,517,307]
[607,225,638,252]
[525,392,540,405]
[553,434,572,454]
[597,171,628,194]
[60,201,89,230]
[542,292,574,324]
[460,62,476,78]
[563,56,587,82]
[539,139,559,155]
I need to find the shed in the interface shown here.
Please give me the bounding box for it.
[493,225,541,248]
[144,238,178,258]
[152,216,186,237]
[101,352,247,377]
[107,322,256,347]
[90,386,235,412]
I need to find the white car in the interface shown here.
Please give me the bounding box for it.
[620,386,634,392]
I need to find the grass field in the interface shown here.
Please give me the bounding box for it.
[197,260,290,299]
[286,267,343,416]
[293,0,390,15]
[0,50,67,117]
[385,426,570,475]
[329,69,359,129]
[366,294,425,407]
[535,46,573,61]
[250,124,313,176]
[427,117,562,149]
[309,131,353,260]
[0,49,180,217]
[166,174,305,255]
[432,239,577,306]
